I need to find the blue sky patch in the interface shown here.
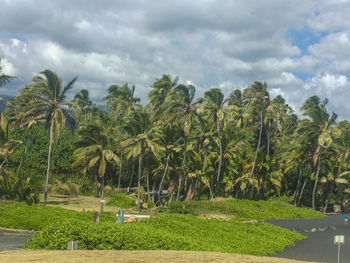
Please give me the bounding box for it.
[287,27,327,56]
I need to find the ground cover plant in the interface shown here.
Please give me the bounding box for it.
[167,199,324,219]
[106,193,136,208]
[26,214,305,256]
[0,201,115,231]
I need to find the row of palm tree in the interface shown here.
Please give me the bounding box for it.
[2,67,350,212]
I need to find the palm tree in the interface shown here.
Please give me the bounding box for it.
[203,88,236,195]
[243,82,270,178]
[104,84,140,121]
[0,60,15,88]
[73,120,119,213]
[148,75,178,117]
[163,84,202,200]
[120,105,163,212]
[0,112,22,169]
[18,70,77,204]
[6,88,45,178]
[297,96,337,209]
[71,89,93,124]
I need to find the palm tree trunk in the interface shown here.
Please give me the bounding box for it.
[158,154,170,202]
[292,169,302,205]
[94,173,99,197]
[146,158,151,202]
[138,152,143,213]
[16,127,32,178]
[129,159,136,188]
[312,151,322,210]
[267,122,270,156]
[250,105,263,177]
[118,152,123,190]
[44,120,54,205]
[215,119,223,197]
[99,175,105,213]
[298,177,308,206]
[176,135,188,201]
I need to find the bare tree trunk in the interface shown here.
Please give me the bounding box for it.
[146,158,151,202]
[117,152,123,190]
[267,122,270,156]
[94,173,99,197]
[312,151,322,210]
[215,119,223,197]
[137,152,143,213]
[176,135,188,201]
[298,177,308,206]
[129,159,136,188]
[16,127,32,178]
[158,154,170,202]
[292,170,302,205]
[250,106,263,177]
[44,120,54,205]
[99,175,105,213]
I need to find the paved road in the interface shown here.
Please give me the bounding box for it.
[0,229,34,251]
[268,215,350,263]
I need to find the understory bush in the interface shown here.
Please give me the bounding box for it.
[107,193,136,208]
[50,179,80,196]
[0,201,115,231]
[26,214,305,256]
[0,170,39,204]
[166,199,324,219]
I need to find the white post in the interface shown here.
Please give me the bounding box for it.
[337,242,340,263]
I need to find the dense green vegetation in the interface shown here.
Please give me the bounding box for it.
[25,215,304,255]
[107,193,136,208]
[1,64,349,214]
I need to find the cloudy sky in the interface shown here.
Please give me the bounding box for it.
[1,0,350,118]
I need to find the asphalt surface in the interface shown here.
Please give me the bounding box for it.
[268,215,350,263]
[0,229,34,251]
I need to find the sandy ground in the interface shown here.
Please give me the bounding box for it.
[0,250,318,263]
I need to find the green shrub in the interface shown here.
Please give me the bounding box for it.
[107,193,135,208]
[26,214,305,256]
[0,170,39,204]
[0,201,115,231]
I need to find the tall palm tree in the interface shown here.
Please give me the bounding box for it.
[120,105,163,212]
[243,82,269,178]
[297,96,337,209]
[73,120,119,213]
[163,84,202,200]
[18,70,77,204]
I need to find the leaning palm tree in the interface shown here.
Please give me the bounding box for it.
[73,120,119,213]
[297,96,337,209]
[120,105,163,212]
[163,84,202,200]
[0,60,15,88]
[18,70,77,204]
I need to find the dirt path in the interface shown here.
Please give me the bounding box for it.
[268,214,349,263]
[0,250,317,263]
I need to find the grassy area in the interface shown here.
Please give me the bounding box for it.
[0,250,315,263]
